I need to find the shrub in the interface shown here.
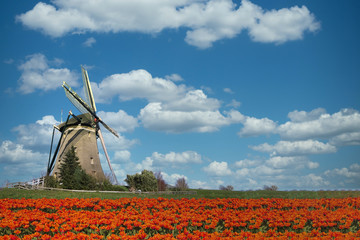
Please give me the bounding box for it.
[44,175,58,188]
[219,185,234,191]
[263,185,278,191]
[125,170,157,192]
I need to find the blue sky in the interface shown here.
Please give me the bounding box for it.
[1,0,359,190]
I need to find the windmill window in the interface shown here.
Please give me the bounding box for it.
[92,171,96,176]
[91,157,94,164]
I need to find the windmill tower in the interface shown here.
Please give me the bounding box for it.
[47,67,119,184]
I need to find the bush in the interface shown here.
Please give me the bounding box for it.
[263,185,278,191]
[219,185,234,191]
[44,175,58,188]
[125,170,157,192]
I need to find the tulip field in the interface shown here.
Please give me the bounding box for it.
[1,197,360,239]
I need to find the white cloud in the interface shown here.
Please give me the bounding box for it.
[93,69,187,103]
[13,115,59,149]
[164,90,221,112]
[248,4,320,44]
[226,99,241,108]
[325,164,360,179]
[0,140,47,164]
[98,110,138,133]
[266,156,319,169]
[137,151,202,171]
[97,131,137,151]
[238,116,277,137]
[165,73,183,82]
[139,103,244,133]
[234,159,260,168]
[278,108,360,141]
[161,172,187,186]
[295,174,330,189]
[190,179,209,189]
[17,0,320,48]
[203,161,232,176]
[251,140,337,156]
[83,37,96,47]
[151,151,202,165]
[329,132,360,146]
[17,53,78,94]
[223,88,234,94]
[114,150,131,162]
[287,108,326,123]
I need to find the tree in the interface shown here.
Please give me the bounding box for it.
[263,185,278,191]
[155,171,167,191]
[219,185,234,191]
[175,177,188,191]
[58,146,96,190]
[125,170,157,192]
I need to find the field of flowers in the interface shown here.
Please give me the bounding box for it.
[1,197,360,239]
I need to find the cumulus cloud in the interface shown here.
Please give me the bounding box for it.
[114,150,131,162]
[13,115,59,149]
[325,164,360,179]
[17,53,78,94]
[226,99,241,108]
[203,161,232,176]
[97,131,137,151]
[295,174,330,189]
[85,68,244,133]
[17,0,320,48]
[0,140,47,164]
[278,108,360,141]
[251,140,337,156]
[266,156,319,169]
[97,110,138,133]
[234,159,261,168]
[83,37,96,47]
[165,73,183,82]
[161,172,188,186]
[139,103,244,133]
[238,116,277,137]
[93,69,187,103]
[139,151,202,170]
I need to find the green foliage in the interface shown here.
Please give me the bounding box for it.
[263,185,279,191]
[125,170,157,192]
[58,146,97,190]
[44,175,58,188]
[219,185,234,191]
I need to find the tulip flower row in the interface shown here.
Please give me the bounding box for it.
[1,197,360,239]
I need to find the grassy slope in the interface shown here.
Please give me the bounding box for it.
[1,188,360,199]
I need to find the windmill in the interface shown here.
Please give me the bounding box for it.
[47,67,119,184]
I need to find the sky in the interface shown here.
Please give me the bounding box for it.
[1,0,359,190]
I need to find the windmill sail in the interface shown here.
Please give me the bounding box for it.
[62,81,119,138]
[98,128,119,185]
[81,67,97,112]
[63,82,92,115]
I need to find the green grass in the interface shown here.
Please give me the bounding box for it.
[1,188,360,199]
